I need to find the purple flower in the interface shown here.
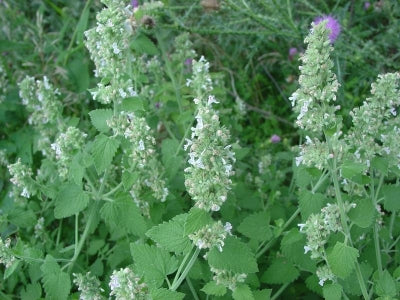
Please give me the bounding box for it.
[364,2,371,10]
[288,47,298,60]
[131,0,139,8]
[314,15,341,43]
[184,58,193,66]
[270,134,281,144]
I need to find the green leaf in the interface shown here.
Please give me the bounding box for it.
[233,284,254,300]
[20,282,42,300]
[201,281,227,296]
[299,190,327,220]
[91,134,120,173]
[122,171,139,190]
[89,109,113,133]
[68,153,85,185]
[281,228,316,272]
[340,161,368,183]
[381,184,400,212]
[151,288,185,300]
[8,208,36,228]
[375,270,397,297]
[54,183,89,219]
[146,214,192,254]
[100,193,147,237]
[131,33,159,55]
[348,198,375,228]
[67,55,89,93]
[4,260,20,279]
[130,244,178,288]
[322,283,342,300]
[327,242,359,279]
[207,237,258,274]
[261,258,299,284]
[184,207,213,235]
[41,256,71,300]
[253,289,272,300]
[161,139,183,179]
[371,157,389,175]
[121,96,144,112]
[238,211,272,242]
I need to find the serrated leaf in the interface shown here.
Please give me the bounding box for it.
[233,284,254,300]
[323,283,342,300]
[238,211,272,242]
[100,193,147,237]
[371,157,389,175]
[4,260,20,279]
[131,33,159,55]
[122,170,139,190]
[208,236,258,274]
[41,256,70,300]
[281,228,316,272]
[130,244,178,288]
[151,288,185,300]
[381,184,400,212]
[8,208,36,228]
[327,242,359,279]
[161,138,183,179]
[54,183,89,219]
[261,258,299,284]
[253,289,272,300]
[375,270,397,297]
[91,134,120,173]
[341,161,368,183]
[20,282,42,300]
[299,189,327,220]
[348,198,375,228]
[121,96,144,112]
[146,214,192,254]
[89,109,113,133]
[201,281,227,296]
[339,262,372,296]
[184,207,213,235]
[68,153,85,185]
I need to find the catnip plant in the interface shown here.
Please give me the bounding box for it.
[292,20,400,300]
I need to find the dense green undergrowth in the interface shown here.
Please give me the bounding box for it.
[1,0,400,299]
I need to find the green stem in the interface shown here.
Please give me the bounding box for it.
[186,277,200,300]
[173,247,193,284]
[256,171,329,258]
[66,203,98,273]
[271,282,290,300]
[371,174,384,276]
[171,248,200,291]
[330,158,369,300]
[102,182,123,198]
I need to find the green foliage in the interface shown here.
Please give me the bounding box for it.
[261,257,300,284]
[327,242,359,279]
[201,281,227,296]
[91,134,120,174]
[238,211,272,242]
[322,283,342,300]
[207,237,258,274]
[89,109,113,133]
[54,182,89,219]
[41,256,71,300]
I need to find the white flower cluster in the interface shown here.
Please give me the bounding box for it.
[84,0,131,80]
[18,76,62,154]
[91,79,138,105]
[210,267,247,291]
[186,56,213,96]
[299,202,355,286]
[189,221,232,252]
[7,159,36,199]
[299,202,355,259]
[290,21,340,133]
[51,127,87,178]
[184,85,235,211]
[107,112,168,203]
[316,265,335,287]
[109,267,149,300]
[346,73,400,169]
[0,238,16,268]
[73,272,104,300]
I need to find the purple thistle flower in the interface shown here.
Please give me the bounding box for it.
[270,134,281,144]
[313,15,341,43]
[364,2,371,10]
[131,0,139,8]
[184,58,193,66]
[288,47,298,60]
